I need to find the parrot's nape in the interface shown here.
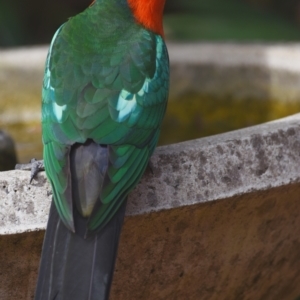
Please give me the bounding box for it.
[34,0,169,299]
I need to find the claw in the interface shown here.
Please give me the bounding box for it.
[146,160,154,175]
[15,158,45,183]
[30,159,45,183]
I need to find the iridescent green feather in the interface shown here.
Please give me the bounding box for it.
[42,0,169,233]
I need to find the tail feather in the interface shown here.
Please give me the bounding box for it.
[35,200,126,300]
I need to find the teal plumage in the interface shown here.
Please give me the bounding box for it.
[36,1,169,298]
[42,0,169,233]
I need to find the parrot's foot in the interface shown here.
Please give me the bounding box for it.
[146,160,154,174]
[15,158,45,183]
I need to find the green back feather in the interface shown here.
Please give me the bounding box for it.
[42,0,169,232]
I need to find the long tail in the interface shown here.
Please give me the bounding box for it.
[35,200,126,300]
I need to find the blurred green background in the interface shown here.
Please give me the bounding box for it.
[2,0,300,46]
[1,0,300,166]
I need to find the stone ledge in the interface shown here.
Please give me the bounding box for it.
[1,113,300,235]
[1,114,300,299]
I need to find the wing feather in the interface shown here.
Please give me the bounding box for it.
[42,22,169,232]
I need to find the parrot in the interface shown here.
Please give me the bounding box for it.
[34,0,169,299]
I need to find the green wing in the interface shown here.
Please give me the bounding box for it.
[42,15,169,232]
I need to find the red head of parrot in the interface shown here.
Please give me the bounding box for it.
[127,0,166,37]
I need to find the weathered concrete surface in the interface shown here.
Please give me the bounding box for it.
[0,231,43,300]
[0,170,51,234]
[1,114,300,299]
[2,113,300,234]
[113,183,300,300]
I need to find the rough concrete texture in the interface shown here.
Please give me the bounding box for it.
[113,183,300,300]
[0,231,44,300]
[2,113,300,234]
[2,43,300,123]
[1,114,300,299]
[0,171,51,234]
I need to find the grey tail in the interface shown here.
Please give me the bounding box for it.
[34,200,126,300]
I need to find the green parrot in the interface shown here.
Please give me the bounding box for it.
[34,0,169,299]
